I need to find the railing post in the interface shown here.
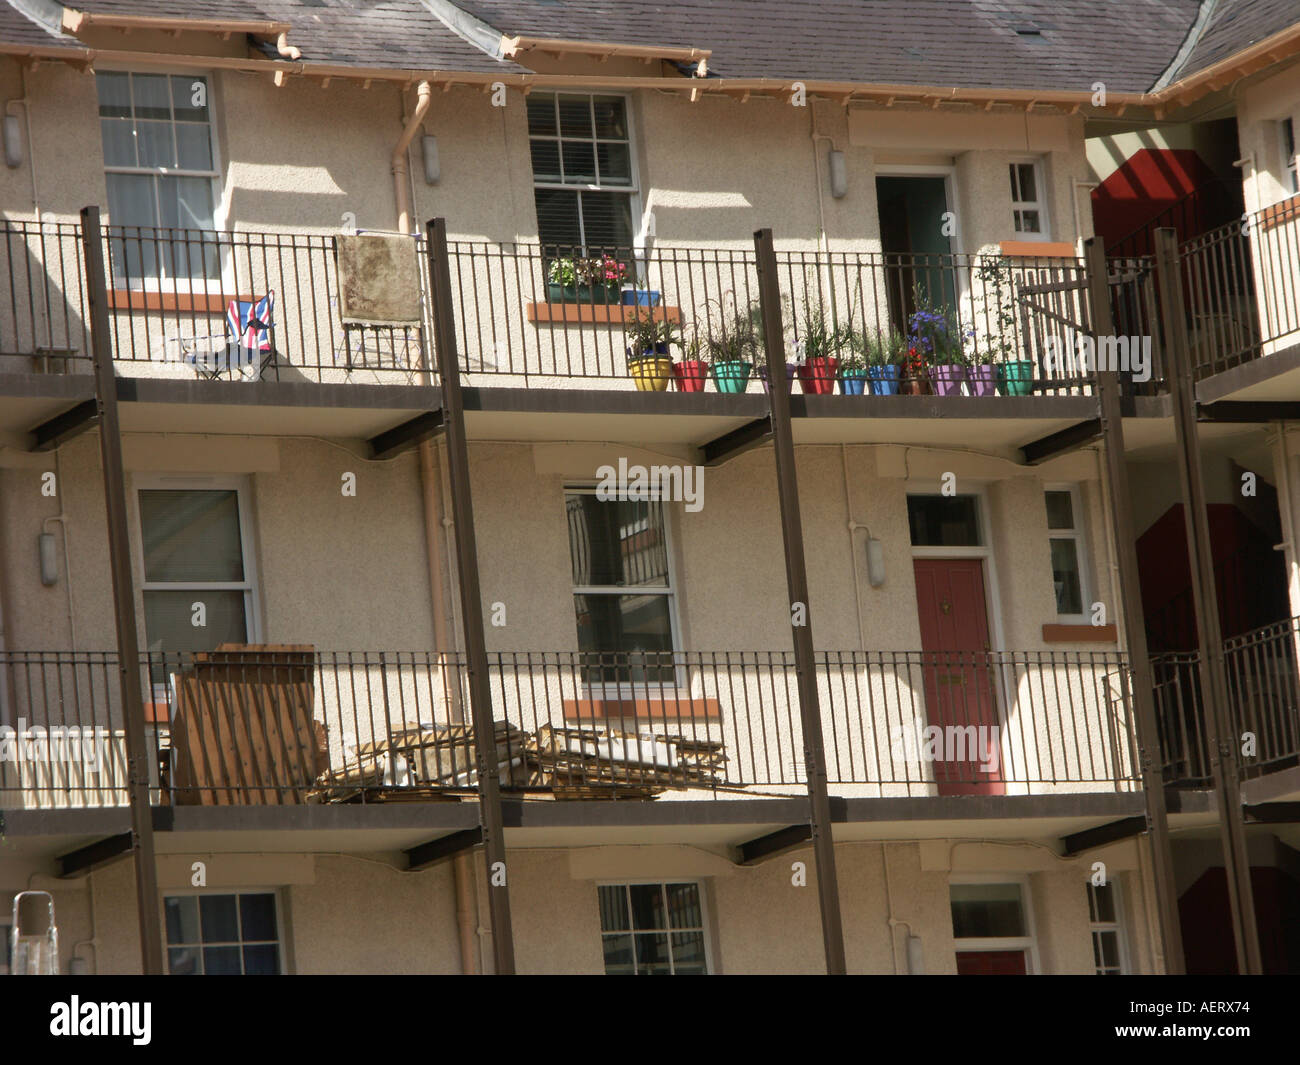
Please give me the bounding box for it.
[1085,238,1186,974]
[79,206,165,975]
[424,217,516,975]
[1154,226,1263,974]
[753,227,847,974]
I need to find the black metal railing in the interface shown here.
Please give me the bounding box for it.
[0,646,1139,808]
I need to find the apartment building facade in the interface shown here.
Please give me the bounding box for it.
[2,0,1299,975]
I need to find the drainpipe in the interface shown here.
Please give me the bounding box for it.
[390,81,479,975]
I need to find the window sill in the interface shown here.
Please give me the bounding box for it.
[107,290,247,314]
[563,695,720,723]
[526,302,682,325]
[1041,623,1118,643]
[999,240,1077,258]
[1260,193,1300,232]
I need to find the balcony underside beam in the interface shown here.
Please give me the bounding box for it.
[736,823,811,865]
[1020,417,1102,465]
[58,831,133,877]
[29,399,100,452]
[702,416,772,466]
[1060,815,1147,856]
[368,409,446,459]
[405,826,483,871]
[1243,801,1300,823]
[1198,401,1300,423]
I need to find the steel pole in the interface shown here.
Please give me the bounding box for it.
[1153,227,1262,974]
[425,217,516,975]
[79,206,165,975]
[1084,238,1186,974]
[753,228,847,974]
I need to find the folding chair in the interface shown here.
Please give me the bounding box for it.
[165,290,277,381]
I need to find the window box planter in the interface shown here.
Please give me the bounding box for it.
[712,360,753,393]
[797,356,838,394]
[997,360,1035,396]
[672,359,709,392]
[930,364,968,397]
[547,281,622,304]
[867,365,900,395]
[839,367,870,395]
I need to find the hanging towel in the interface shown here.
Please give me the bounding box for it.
[336,233,422,325]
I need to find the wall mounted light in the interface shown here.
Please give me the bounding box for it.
[3,113,23,169]
[906,934,924,974]
[38,531,58,586]
[421,134,440,185]
[866,536,885,587]
[827,149,847,199]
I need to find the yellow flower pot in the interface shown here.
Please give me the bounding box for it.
[629,357,673,391]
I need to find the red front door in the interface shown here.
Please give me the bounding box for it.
[913,558,1004,795]
[956,949,1027,975]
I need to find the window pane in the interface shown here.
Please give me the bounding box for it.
[591,96,628,139]
[242,943,279,974]
[100,118,137,168]
[132,74,172,121]
[598,885,628,931]
[106,171,158,230]
[535,188,582,251]
[165,895,199,944]
[176,124,213,171]
[1016,209,1041,234]
[1050,537,1083,615]
[602,933,635,974]
[202,945,241,974]
[596,141,632,186]
[634,933,672,974]
[1044,490,1074,530]
[529,139,561,183]
[526,95,557,136]
[557,94,592,138]
[141,489,245,582]
[579,191,634,250]
[199,894,239,942]
[907,495,981,547]
[627,884,667,930]
[671,931,708,973]
[561,140,596,184]
[160,176,216,232]
[665,883,701,929]
[1090,882,1116,923]
[239,893,278,942]
[567,495,668,588]
[1013,163,1037,203]
[167,946,201,974]
[950,883,1026,939]
[575,593,673,672]
[97,72,132,118]
[143,589,247,657]
[171,75,209,122]
[135,119,175,168]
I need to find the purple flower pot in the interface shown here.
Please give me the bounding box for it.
[758,361,798,393]
[930,364,968,397]
[968,364,998,397]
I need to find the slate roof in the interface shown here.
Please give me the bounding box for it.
[1168,0,1300,81]
[0,0,85,49]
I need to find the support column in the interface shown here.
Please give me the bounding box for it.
[425,217,516,975]
[753,227,847,974]
[1084,238,1185,974]
[1154,227,1262,974]
[79,205,164,975]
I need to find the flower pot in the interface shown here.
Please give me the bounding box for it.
[712,360,753,393]
[621,289,662,307]
[900,374,931,396]
[672,359,709,392]
[758,361,798,394]
[867,365,901,396]
[797,356,839,394]
[628,355,673,391]
[930,364,968,396]
[839,368,869,395]
[997,360,1035,396]
[547,281,620,304]
[968,364,999,397]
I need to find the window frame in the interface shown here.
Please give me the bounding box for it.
[96,65,228,293]
[527,91,644,254]
[564,485,683,693]
[1044,483,1091,623]
[132,474,262,659]
[1086,877,1130,975]
[595,878,712,975]
[1009,158,1051,241]
[949,873,1040,974]
[160,887,285,975]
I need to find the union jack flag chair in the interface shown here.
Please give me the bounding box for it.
[168,289,277,380]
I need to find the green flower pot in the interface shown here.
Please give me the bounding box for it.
[997,360,1035,396]
[712,360,753,393]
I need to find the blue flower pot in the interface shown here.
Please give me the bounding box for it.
[621,289,662,307]
[839,370,869,395]
[868,365,900,395]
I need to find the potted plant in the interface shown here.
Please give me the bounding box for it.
[909,295,971,396]
[625,309,677,391]
[860,328,907,395]
[672,331,710,393]
[975,255,1033,396]
[546,255,628,304]
[794,305,845,394]
[837,347,870,394]
[706,299,760,393]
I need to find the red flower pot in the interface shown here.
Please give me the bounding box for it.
[672,359,709,392]
[797,356,839,394]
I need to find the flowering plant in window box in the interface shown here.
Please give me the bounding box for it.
[546,255,628,304]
